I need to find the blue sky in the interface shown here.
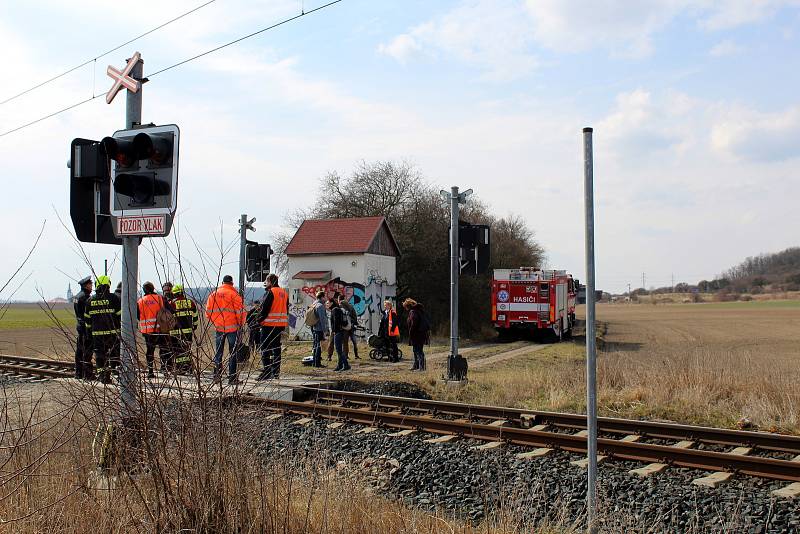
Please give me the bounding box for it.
[1,0,799,300]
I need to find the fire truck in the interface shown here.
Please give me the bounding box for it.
[491,268,578,340]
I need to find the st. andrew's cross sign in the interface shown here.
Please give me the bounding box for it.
[106,51,141,104]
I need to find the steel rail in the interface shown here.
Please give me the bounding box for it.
[300,387,800,454]
[244,394,800,482]
[0,354,73,368]
[0,362,72,378]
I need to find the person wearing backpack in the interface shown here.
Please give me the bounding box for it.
[329,298,351,372]
[403,298,430,371]
[307,291,329,368]
[337,293,360,359]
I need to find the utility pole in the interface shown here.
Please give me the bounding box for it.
[582,127,598,534]
[239,214,256,295]
[104,259,108,276]
[440,186,472,381]
[671,273,675,293]
[118,55,143,421]
[642,272,646,290]
[627,283,631,295]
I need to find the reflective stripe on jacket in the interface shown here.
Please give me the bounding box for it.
[204,283,245,333]
[84,292,121,337]
[137,293,164,334]
[169,296,198,336]
[260,287,288,327]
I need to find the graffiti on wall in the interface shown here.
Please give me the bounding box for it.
[289,276,396,339]
[300,277,369,316]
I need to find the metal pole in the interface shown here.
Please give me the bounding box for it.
[104,259,108,276]
[239,214,247,295]
[119,56,143,420]
[449,186,459,380]
[582,127,598,533]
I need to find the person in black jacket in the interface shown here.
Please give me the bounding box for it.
[403,298,430,371]
[329,299,351,372]
[73,276,93,379]
[84,276,121,384]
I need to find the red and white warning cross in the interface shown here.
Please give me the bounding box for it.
[106,51,141,104]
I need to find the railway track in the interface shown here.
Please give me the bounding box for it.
[0,354,73,380]
[3,354,799,486]
[248,388,800,484]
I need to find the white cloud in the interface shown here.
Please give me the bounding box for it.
[709,39,744,56]
[525,0,799,57]
[378,0,539,81]
[711,105,800,161]
[377,34,422,63]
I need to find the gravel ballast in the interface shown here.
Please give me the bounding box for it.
[252,411,800,533]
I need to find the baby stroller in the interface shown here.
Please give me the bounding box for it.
[367,334,403,361]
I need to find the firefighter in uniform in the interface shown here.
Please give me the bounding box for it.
[84,275,121,384]
[167,284,198,375]
[160,282,176,373]
[256,273,288,380]
[137,281,166,379]
[73,276,93,379]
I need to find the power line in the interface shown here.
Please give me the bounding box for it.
[0,0,217,106]
[0,0,343,139]
[0,95,102,138]
[145,0,342,79]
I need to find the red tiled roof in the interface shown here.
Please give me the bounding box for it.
[292,270,332,280]
[285,216,398,255]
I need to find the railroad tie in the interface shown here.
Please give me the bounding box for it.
[264,413,283,421]
[488,419,508,427]
[570,455,607,468]
[293,417,314,426]
[530,424,549,432]
[387,429,415,437]
[691,445,752,488]
[471,441,504,452]
[515,447,553,460]
[574,430,589,437]
[423,435,458,444]
[356,427,379,434]
[629,440,695,477]
[327,422,345,429]
[692,471,734,488]
[772,455,800,499]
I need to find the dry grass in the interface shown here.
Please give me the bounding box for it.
[398,302,800,434]
[0,379,583,534]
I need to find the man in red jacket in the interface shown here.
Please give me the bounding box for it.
[205,275,245,385]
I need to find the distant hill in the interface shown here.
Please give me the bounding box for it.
[721,247,800,292]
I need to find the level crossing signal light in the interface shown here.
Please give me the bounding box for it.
[69,138,122,245]
[457,222,491,275]
[246,241,273,282]
[104,124,180,216]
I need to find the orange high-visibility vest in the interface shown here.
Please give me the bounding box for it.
[388,311,399,337]
[205,283,245,333]
[137,293,164,334]
[261,287,288,327]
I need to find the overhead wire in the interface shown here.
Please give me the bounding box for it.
[0,0,217,106]
[0,0,343,139]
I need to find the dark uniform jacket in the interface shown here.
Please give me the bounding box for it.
[74,289,90,330]
[84,288,121,337]
[168,296,198,336]
[378,310,399,338]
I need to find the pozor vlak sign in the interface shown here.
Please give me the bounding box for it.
[105,124,180,237]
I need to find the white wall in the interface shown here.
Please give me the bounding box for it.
[285,253,396,340]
